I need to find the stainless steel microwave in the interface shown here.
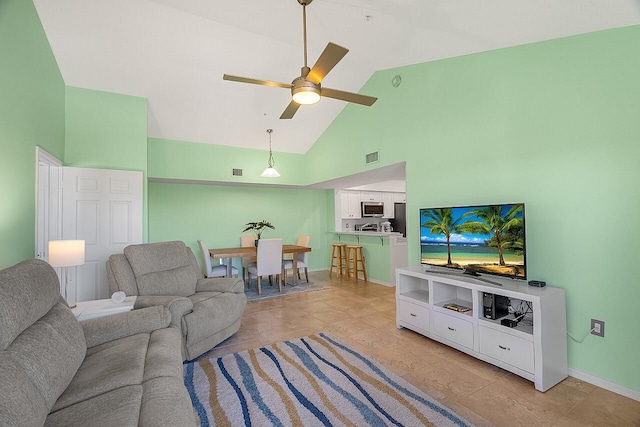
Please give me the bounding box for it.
[362,202,384,217]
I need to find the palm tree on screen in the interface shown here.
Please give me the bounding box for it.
[458,205,523,266]
[421,208,472,265]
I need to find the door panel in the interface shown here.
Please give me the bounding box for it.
[63,167,143,302]
[111,201,132,244]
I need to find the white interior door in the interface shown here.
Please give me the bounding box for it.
[36,147,63,294]
[62,167,143,301]
[36,147,62,260]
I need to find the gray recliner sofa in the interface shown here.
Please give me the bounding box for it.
[0,259,196,427]
[106,241,247,361]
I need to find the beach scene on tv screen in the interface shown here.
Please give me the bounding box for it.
[420,204,525,278]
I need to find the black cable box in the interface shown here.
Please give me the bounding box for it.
[501,318,518,328]
[528,280,546,287]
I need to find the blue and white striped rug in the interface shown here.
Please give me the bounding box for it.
[184,333,474,426]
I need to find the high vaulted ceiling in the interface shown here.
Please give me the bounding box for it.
[34,0,640,154]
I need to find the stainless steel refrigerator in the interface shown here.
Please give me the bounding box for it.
[390,203,406,237]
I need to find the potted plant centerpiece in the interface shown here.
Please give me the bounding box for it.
[242,220,275,246]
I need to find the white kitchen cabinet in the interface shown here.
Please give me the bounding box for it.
[396,267,567,392]
[393,192,406,203]
[382,192,395,218]
[360,191,381,202]
[340,190,362,219]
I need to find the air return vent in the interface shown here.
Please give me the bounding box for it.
[231,168,243,177]
[365,151,379,165]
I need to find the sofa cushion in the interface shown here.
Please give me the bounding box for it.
[45,385,143,427]
[0,259,61,350]
[188,290,222,305]
[124,241,198,296]
[52,333,149,412]
[6,303,86,410]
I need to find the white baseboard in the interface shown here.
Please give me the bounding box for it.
[568,367,640,402]
[365,278,393,287]
[310,269,394,287]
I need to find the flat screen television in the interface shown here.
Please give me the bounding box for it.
[420,203,526,279]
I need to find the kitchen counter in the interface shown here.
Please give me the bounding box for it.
[335,231,404,237]
[330,232,408,285]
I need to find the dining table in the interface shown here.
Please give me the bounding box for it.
[209,244,312,285]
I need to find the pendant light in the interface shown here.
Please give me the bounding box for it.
[260,129,280,178]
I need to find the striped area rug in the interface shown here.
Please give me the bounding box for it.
[184,333,473,426]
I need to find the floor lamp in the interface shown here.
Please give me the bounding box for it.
[48,240,85,308]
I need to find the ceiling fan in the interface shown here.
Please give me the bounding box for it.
[223,0,378,119]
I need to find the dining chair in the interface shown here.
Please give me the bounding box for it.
[246,238,283,295]
[240,235,258,283]
[197,240,239,278]
[283,235,311,284]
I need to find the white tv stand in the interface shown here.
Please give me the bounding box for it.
[396,266,567,392]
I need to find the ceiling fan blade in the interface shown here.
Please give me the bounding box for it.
[307,42,349,84]
[223,74,292,89]
[280,101,301,119]
[321,87,378,106]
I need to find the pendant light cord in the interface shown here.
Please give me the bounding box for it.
[267,129,275,168]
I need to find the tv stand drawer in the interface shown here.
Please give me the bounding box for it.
[479,326,534,373]
[433,311,473,349]
[398,300,429,332]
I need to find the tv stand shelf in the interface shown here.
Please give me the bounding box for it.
[396,266,567,392]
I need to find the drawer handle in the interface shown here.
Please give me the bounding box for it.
[447,327,456,331]
[498,345,511,351]
[410,313,417,317]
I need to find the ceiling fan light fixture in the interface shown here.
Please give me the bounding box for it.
[292,83,320,105]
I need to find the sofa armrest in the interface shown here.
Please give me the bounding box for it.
[134,295,193,329]
[196,277,245,294]
[82,306,171,348]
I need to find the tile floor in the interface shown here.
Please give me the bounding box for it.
[200,271,640,427]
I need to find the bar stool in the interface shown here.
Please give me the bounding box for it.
[329,243,347,277]
[346,244,367,283]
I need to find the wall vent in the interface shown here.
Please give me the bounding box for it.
[231,168,243,177]
[365,151,379,164]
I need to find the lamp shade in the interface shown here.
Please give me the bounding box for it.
[260,167,281,178]
[48,240,85,267]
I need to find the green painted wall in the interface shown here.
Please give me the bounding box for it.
[148,182,332,273]
[307,25,640,392]
[147,138,340,277]
[148,137,307,185]
[65,86,149,240]
[0,0,65,268]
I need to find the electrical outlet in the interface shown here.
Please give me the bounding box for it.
[591,319,605,337]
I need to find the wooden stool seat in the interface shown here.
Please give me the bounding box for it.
[329,243,347,277]
[346,244,367,283]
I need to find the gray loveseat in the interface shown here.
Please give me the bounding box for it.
[0,259,196,427]
[106,241,247,361]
